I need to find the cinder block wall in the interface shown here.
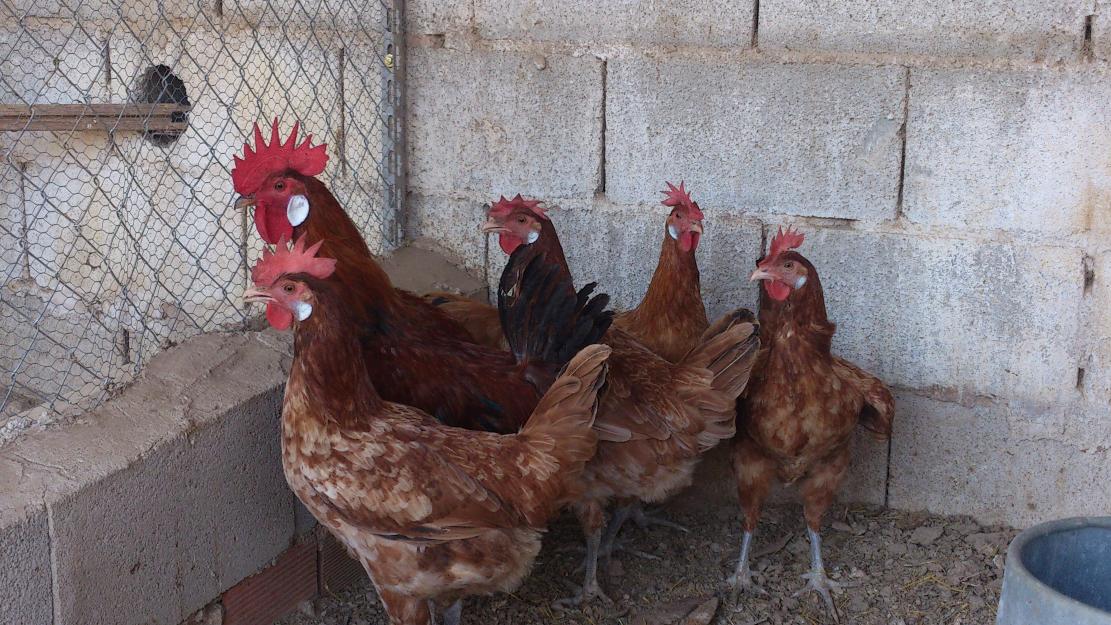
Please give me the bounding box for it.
[403,0,1111,528]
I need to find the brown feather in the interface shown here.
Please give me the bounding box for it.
[280,279,612,623]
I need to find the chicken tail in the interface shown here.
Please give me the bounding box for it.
[498,250,614,387]
[680,309,761,451]
[517,344,611,513]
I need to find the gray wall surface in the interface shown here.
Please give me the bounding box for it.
[404,0,1111,528]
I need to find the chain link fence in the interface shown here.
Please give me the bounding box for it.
[0,0,403,442]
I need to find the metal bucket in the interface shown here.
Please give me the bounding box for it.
[997,517,1111,625]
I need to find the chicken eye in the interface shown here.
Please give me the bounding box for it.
[282,284,295,293]
[275,181,285,191]
[784,262,794,269]
[517,216,526,223]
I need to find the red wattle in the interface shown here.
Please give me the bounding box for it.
[499,233,524,255]
[679,230,700,252]
[765,280,791,301]
[266,302,293,330]
[254,206,293,244]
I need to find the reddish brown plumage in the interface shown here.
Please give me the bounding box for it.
[267,271,612,625]
[734,250,894,534]
[612,220,708,362]
[250,172,580,433]
[481,207,760,602]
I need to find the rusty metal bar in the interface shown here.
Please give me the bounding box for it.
[0,103,192,132]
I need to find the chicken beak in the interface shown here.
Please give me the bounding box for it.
[235,195,256,211]
[688,221,704,235]
[749,267,775,282]
[480,217,508,234]
[243,287,272,305]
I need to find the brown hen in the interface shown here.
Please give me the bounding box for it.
[243,238,612,625]
[729,227,894,622]
[484,197,761,606]
[613,181,709,362]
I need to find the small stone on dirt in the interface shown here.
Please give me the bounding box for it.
[909,526,944,546]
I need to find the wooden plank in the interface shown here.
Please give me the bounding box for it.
[0,103,192,132]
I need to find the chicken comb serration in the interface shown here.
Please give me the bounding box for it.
[251,234,337,287]
[660,181,704,220]
[487,194,549,221]
[232,118,329,195]
[765,226,805,262]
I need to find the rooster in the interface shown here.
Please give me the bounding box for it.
[243,236,612,625]
[482,196,761,606]
[613,181,709,362]
[231,120,611,434]
[729,227,894,622]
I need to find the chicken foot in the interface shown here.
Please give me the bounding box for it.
[553,527,612,609]
[598,504,664,562]
[791,527,853,623]
[726,530,768,596]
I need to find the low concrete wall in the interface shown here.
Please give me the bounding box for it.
[0,245,483,625]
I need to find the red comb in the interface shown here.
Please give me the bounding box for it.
[660,181,704,220]
[251,235,337,287]
[766,226,805,261]
[232,119,329,195]
[487,194,549,221]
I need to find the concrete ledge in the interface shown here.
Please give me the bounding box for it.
[0,244,482,625]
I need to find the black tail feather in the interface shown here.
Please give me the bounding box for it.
[497,247,614,379]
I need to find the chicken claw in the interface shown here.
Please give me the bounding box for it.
[791,528,855,623]
[630,505,690,533]
[552,578,613,610]
[726,531,768,596]
[555,529,612,609]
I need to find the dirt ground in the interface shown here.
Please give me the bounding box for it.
[277,503,1016,625]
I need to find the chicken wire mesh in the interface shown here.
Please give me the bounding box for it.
[0,0,404,441]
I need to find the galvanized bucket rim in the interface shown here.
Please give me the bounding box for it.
[1006,516,1111,619]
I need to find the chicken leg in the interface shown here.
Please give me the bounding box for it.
[728,437,775,595]
[793,450,852,622]
[553,526,611,608]
[794,527,854,621]
[437,599,462,625]
[555,502,612,608]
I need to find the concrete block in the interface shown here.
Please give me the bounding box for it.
[904,68,1111,236]
[0,457,54,625]
[760,0,1094,62]
[381,243,487,299]
[607,58,904,221]
[408,194,489,276]
[1083,253,1111,403]
[0,20,107,104]
[475,0,754,47]
[1098,2,1111,61]
[797,228,1082,403]
[223,0,383,30]
[841,429,890,506]
[407,0,472,34]
[408,48,603,198]
[2,332,293,625]
[888,391,1111,527]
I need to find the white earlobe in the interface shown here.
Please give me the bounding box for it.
[287,195,310,226]
[795,275,808,289]
[667,224,680,240]
[527,230,540,244]
[292,301,313,321]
